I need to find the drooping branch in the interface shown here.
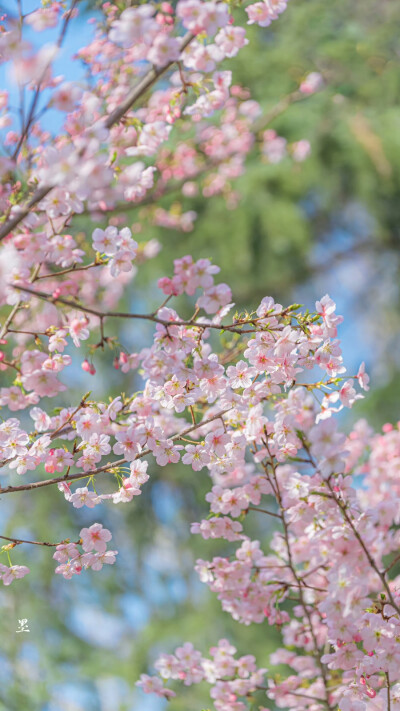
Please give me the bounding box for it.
[0,407,232,495]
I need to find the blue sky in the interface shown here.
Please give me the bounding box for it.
[0,0,98,138]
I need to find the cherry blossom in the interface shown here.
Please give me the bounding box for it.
[1,4,398,711]
[80,523,112,554]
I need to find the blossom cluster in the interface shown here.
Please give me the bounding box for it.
[53,523,117,579]
[1,3,397,711]
[138,339,400,711]
[138,639,267,708]
[2,236,394,711]
[0,0,318,266]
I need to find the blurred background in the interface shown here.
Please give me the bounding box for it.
[1,0,400,708]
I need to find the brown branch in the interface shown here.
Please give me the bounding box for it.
[325,478,400,616]
[269,579,327,593]
[34,261,102,281]
[0,407,232,495]
[383,552,400,575]
[252,89,307,133]
[386,672,391,711]
[0,262,42,340]
[49,392,91,440]
[0,393,91,473]
[104,33,193,129]
[1,360,21,373]
[0,534,80,548]
[269,455,332,708]
[258,688,328,705]
[7,328,49,336]
[301,433,400,616]
[0,301,24,341]
[0,185,52,243]
[247,505,282,519]
[11,283,274,334]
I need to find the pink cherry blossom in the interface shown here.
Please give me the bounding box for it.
[0,564,30,586]
[80,523,112,553]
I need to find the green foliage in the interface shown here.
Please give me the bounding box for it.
[130,0,400,307]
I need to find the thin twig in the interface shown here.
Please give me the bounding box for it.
[386,672,391,711]
[12,283,283,335]
[0,534,80,548]
[247,505,282,519]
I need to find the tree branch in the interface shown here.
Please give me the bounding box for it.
[0,534,80,548]
[12,283,279,334]
[0,407,232,495]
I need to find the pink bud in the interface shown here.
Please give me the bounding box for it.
[360,676,366,686]
[366,689,376,699]
[89,364,96,375]
[52,288,61,298]
[0,352,5,362]
[113,357,120,370]
[158,276,180,296]
[119,352,128,364]
[82,359,91,373]
[161,2,173,13]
